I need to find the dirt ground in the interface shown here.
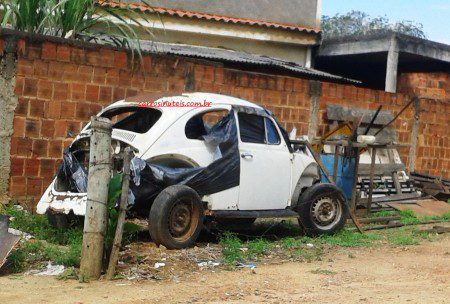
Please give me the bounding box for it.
[0,234,449,304]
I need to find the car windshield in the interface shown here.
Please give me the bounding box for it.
[100,107,162,134]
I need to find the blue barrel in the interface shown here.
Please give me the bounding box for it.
[319,154,356,200]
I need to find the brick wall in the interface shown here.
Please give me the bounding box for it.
[4,36,450,209]
[399,73,450,176]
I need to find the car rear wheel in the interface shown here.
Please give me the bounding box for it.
[149,185,204,249]
[296,183,348,236]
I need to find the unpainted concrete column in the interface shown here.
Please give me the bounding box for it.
[385,35,399,93]
[307,80,322,140]
[408,97,421,173]
[0,37,18,197]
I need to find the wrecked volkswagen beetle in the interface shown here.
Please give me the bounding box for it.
[37,93,348,249]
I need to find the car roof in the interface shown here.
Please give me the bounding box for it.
[100,92,264,115]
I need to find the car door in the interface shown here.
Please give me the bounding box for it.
[237,112,292,210]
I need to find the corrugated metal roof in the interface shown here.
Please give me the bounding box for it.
[97,0,320,34]
[142,41,360,84]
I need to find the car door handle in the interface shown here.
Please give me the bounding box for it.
[241,152,253,159]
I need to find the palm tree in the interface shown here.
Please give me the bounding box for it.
[1,0,154,56]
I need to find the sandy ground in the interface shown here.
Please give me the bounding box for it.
[0,235,449,304]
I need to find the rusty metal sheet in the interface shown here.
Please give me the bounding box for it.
[0,215,20,270]
[388,199,450,216]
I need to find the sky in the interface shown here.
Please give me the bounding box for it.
[322,0,450,44]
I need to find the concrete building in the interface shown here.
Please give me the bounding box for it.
[315,33,450,93]
[98,0,322,67]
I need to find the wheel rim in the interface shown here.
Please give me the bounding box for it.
[310,196,342,230]
[168,197,199,242]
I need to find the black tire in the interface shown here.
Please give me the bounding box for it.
[216,218,256,228]
[149,185,204,249]
[296,183,348,236]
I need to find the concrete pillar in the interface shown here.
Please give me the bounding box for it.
[80,117,112,280]
[408,97,421,173]
[385,35,399,93]
[307,80,322,140]
[0,37,18,197]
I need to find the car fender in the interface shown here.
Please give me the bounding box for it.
[290,163,321,210]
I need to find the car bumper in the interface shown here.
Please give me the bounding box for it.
[36,179,87,216]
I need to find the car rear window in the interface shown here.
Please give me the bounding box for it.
[100,107,162,134]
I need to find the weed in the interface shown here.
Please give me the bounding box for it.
[219,232,243,264]
[247,238,271,260]
[319,230,382,247]
[2,204,83,273]
[398,209,421,224]
[369,210,398,218]
[310,268,337,275]
[388,234,419,245]
[57,267,78,281]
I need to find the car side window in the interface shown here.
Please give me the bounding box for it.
[185,109,229,140]
[265,118,281,145]
[238,112,266,144]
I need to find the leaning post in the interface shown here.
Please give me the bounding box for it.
[80,116,113,280]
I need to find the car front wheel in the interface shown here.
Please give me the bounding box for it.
[296,183,348,236]
[149,185,204,249]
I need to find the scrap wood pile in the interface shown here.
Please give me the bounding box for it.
[312,100,450,231]
[410,172,450,202]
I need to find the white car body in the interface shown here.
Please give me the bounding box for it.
[37,93,319,216]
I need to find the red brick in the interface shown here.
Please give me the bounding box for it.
[16,59,34,76]
[40,159,56,178]
[86,84,100,102]
[15,97,29,116]
[113,87,126,101]
[32,139,48,157]
[9,176,27,196]
[75,102,90,120]
[25,119,40,138]
[93,67,107,84]
[48,61,65,78]
[13,117,26,137]
[27,44,41,60]
[42,42,57,60]
[71,48,86,64]
[60,102,76,119]
[57,45,71,61]
[10,157,25,176]
[40,119,55,138]
[44,100,62,119]
[114,51,128,69]
[14,76,25,96]
[54,120,68,138]
[33,60,48,77]
[26,177,43,196]
[14,138,32,157]
[53,82,69,100]
[71,83,86,101]
[29,99,45,117]
[77,65,93,82]
[25,158,40,176]
[48,140,63,158]
[37,80,53,99]
[99,86,113,103]
[23,78,38,97]
[67,121,81,136]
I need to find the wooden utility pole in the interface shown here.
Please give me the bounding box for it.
[80,116,112,280]
[106,147,133,280]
